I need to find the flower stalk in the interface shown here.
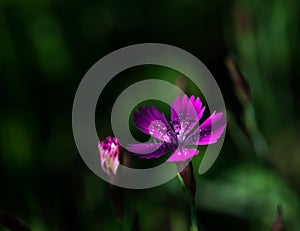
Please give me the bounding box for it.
[177,161,199,231]
[177,161,196,203]
[190,203,198,231]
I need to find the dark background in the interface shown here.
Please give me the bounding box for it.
[1,0,300,230]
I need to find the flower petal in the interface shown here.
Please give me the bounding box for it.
[127,142,176,159]
[167,148,199,162]
[187,112,226,145]
[189,95,206,120]
[133,105,172,142]
[170,95,205,138]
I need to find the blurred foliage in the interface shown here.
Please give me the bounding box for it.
[1,0,300,231]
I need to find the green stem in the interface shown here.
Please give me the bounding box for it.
[190,202,199,231]
[177,173,199,231]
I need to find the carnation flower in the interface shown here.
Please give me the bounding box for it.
[127,95,226,162]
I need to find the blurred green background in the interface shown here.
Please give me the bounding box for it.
[1,0,299,230]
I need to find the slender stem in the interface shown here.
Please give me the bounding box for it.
[190,202,199,231]
[176,162,199,231]
[177,173,199,231]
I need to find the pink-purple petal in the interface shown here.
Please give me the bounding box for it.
[127,142,176,159]
[187,112,226,145]
[170,95,205,138]
[133,105,171,142]
[167,148,199,162]
[196,124,226,145]
[189,95,205,120]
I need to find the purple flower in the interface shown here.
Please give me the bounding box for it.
[98,137,121,175]
[127,95,226,162]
